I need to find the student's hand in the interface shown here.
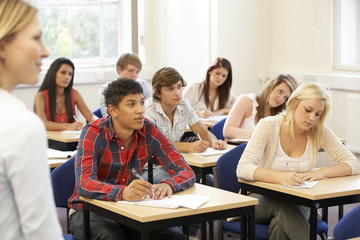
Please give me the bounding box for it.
[277,172,305,186]
[122,179,155,201]
[302,170,326,182]
[212,140,227,150]
[152,183,173,200]
[191,140,210,152]
[198,110,213,118]
[68,121,84,131]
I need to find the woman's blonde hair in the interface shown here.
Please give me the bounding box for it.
[256,74,298,122]
[0,0,37,44]
[285,82,331,149]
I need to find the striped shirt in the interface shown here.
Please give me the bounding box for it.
[68,116,195,210]
[145,98,199,142]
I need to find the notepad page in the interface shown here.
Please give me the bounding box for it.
[47,148,77,159]
[282,181,319,189]
[117,194,210,210]
[191,148,229,156]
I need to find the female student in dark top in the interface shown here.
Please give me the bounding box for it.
[34,57,96,131]
[183,57,237,118]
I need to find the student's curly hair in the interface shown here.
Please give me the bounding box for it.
[104,78,143,108]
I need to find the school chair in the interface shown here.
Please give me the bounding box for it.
[92,107,102,118]
[210,117,226,140]
[333,204,360,240]
[51,156,76,240]
[213,143,329,240]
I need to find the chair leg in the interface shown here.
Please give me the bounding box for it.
[215,220,224,240]
[320,233,328,240]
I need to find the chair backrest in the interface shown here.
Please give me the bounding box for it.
[210,117,227,140]
[51,157,76,209]
[333,205,360,240]
[216,143,247,193]
[93,107,102,118]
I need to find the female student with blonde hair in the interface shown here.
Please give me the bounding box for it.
[237,82,360,239]
[0,0,63,238]
[35,57,97,131]
[184,57,237,118]
[223,74,298,139]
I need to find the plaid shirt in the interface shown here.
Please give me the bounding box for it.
[69,117,195,210]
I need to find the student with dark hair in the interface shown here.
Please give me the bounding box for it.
[184,57,237,118]
[0,0,63,238]
[68,78,194,240]
[34,57,96,130]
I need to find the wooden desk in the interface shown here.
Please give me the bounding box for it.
[181,145,236,184]
[48,158,69,169]
[47,130,80,151]
[239,175,360,240]
[81,183,258,240]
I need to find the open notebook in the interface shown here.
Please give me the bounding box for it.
[117,194,210,210]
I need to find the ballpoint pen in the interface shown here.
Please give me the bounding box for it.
[131,168,145,180]
[73,115,79,122]
[286,162,295,172]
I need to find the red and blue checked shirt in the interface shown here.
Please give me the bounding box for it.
[68,117,195,210]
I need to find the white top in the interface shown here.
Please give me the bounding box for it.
[99,78,152,117]
[0,89,63,240]
[183,82,237,112]
[271,138,311,172]
[145,98,199,142]
[237,113,360,181]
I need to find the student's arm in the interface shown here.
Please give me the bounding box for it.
[302,126,360,181]
[34,92,83,131]
[73,89,97,122]
[151,124,196,192]
[190,121,226,150]
[223,95,254,139]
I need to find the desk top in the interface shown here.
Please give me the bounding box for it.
[181,145,236,168]
[239,174,360,200]
[80,183,258,223]
[48,158,69,168]
[47,130,81,143]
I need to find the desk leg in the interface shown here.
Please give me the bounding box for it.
[141,232,150,240]
[310,206,317,240]
[241,215,247,240]
[201,222,206,240]
[83,208,90,240]
[209,221,214,240]
[248,206,255,240]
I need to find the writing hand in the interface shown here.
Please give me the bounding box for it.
[122,179,154,201]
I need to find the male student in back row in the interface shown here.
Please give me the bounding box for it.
[98,52,153,117]
[68,78,195,240]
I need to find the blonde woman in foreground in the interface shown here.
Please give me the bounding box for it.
[0,0,63,239]
[237,82,360,240]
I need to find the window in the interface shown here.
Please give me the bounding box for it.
[334,0,360,71]
[32,0,133,68]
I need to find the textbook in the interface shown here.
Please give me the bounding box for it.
[117,194,210,210]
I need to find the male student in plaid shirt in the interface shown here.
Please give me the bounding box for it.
[68,78,195,240]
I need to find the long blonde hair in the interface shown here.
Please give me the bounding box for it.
[0,0,37,43]
[285,82,331,149]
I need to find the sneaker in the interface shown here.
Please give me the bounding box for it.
[189,236,199,240]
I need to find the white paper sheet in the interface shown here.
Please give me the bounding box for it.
[117,194,210,210]
[282,181,319,189]
[191,148,229,156]
[47,148,77,159]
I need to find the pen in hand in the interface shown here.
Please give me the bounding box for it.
[286,162,295,172]
[73,115,79,122]
[131,168,154,198]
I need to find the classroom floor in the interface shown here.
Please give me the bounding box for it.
[57,203,359,239]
